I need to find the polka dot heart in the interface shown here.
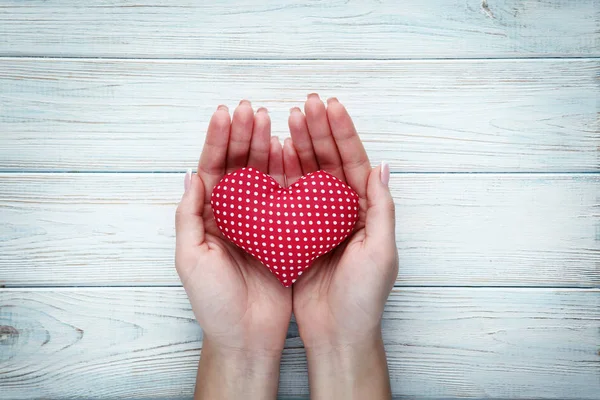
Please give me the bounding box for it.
[211,167,359,287]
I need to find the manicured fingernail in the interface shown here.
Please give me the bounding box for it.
[380,161,390,186]
[239,99,251,106]
[290,106,301,113]
[217,104,228,111]
[307,93,320,99]
[184,168,192,193]
[257,107,268,114]
[326,97,338,104]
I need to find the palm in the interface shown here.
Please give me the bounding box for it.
[185,235,290,346]
[292,226,388,341]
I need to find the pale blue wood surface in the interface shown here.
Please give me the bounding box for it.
[1,59,598,173]
[0,0,598,58]
[0,173,598,287]
[1,288,599,399]
[0,0,598,398]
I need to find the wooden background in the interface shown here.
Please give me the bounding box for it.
[0,1,598,399]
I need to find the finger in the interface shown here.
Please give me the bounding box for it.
[364,162,395,247]
[304,93,345,181]
[226,100,254,173]
[326,97,371,200]
[198,105,231,200]
[247,107,271,173]
[268,137,285,187]
[176,170,206,251]
[288,106,319,174]
[283,138,303,186]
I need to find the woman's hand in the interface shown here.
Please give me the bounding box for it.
[175,101,291,399]
[284,94,398,399]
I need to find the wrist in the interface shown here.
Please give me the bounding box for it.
[304,328,383,369]
[203,334,284,362]
[298,317,383,351]
[304,329,391,400]
[200,310,290,355]
[195,336,282,399]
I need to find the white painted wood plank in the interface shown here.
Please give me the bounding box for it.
[0,287,598,399]
[1,59,598,172]
[0,0,597,58]
[0,173,597,287]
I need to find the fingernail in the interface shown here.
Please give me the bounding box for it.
[184,168,192,193]
[307,93,320,99]
[257,107,268,114]
[239,99,251,106]
[326,97,338,104]
[290,106,301,113]
[380,161,390,186]
[217,104,228,111]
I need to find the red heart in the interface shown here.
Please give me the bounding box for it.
[210,167,359,287]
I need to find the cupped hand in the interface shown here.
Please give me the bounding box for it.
[175,101,292,355]
[284,94,398,349]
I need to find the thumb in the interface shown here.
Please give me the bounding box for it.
[364,162,396,247]
[175,169,206,250]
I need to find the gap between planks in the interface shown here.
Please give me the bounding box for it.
[2,171,600,174]
[2,57,600,62]
[1,286,598,291]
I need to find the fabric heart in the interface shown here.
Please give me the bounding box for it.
[210,167,359,287]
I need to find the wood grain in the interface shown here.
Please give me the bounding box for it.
[0,0,598,59]
[0,287,598,399]
[1,58,598,173]
[1,173,597,287]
